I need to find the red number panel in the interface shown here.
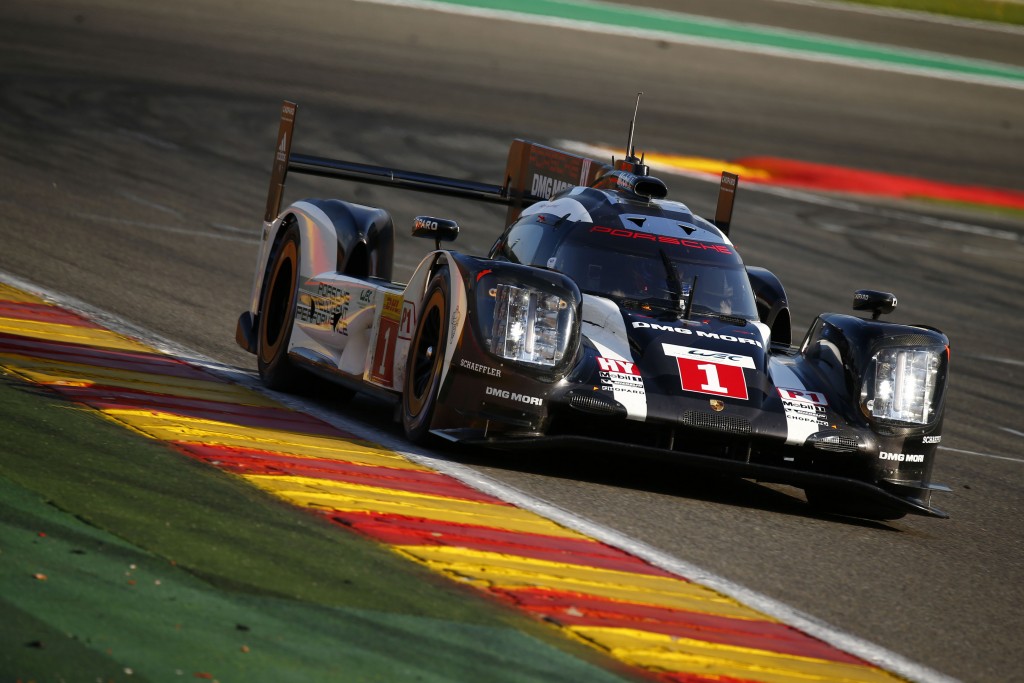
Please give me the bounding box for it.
[675,358,748,400]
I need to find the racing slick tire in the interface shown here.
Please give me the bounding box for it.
[257,224,307,391]
[402,270,449,443]
[804,487,908,522]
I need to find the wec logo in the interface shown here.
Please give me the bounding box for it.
[661,344,755,369]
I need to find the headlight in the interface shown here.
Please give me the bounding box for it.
[490,283,573,367]
[863,347,943,424]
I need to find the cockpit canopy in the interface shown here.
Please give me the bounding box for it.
[491,190,758,321]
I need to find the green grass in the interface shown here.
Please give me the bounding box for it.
[838,0,1024,25]
[0,371,640,682]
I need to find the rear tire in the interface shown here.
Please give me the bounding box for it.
[402,271,449,443]
[257,225,305,391]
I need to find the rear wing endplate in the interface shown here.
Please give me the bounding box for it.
[501,139,611,225]
[713,172,739,236]
[264,102,297,223]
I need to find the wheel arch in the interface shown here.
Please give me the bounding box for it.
[401,265,455,442]
[746,266,791,346]
[300,198,394,281]
[255,199,395,317]
[400,251,469,423]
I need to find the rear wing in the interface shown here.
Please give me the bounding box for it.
[264,100,739,233]
[263,101,521,223]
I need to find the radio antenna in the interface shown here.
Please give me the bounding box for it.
[625,91,643,160]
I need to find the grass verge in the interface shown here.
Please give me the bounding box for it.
[838,0,1024,25]
[0,371,640,682]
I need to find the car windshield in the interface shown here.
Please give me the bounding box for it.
[548,229,759,321]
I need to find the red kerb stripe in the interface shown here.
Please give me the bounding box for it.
[178,445,504,503]
[0,301,105,328]
[495,587,866,666]
[327,510,676,577]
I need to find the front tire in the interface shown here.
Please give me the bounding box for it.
[402,271,450,443]
[257,225,305,391]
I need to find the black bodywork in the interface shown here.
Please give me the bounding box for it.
[239,101,951,520]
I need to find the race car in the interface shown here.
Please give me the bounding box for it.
[235,100,951,520]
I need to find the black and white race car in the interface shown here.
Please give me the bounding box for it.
[236,101,951,520]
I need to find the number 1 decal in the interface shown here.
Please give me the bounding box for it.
[371,294,404,387]
[661,343,753,400]
[677,358,748,399]
[370,318,398,386]
[696,363,728,394]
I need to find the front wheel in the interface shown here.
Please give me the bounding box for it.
[402,271,450,443]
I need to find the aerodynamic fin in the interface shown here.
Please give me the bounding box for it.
[502,139,610,225]
[714,171,739,236]
[264,100,297,223]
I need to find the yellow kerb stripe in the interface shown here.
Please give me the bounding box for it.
[0,317,154,353]
[582,145,773,180]
[0,283,46,304]
[395,545,769,622]
[0,353,263,405]
[102,410,425,470]
[0,353,277,407]
[244,474,583,539]
[571,627,899,683]
[644,152,773,180]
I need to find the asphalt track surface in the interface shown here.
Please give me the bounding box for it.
[1,0,1022,681]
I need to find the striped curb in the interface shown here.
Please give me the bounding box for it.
[0,280,912,683]
[562,142,1024,211]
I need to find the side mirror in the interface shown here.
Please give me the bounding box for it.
[412,216,459,249]
[853,289,897,320]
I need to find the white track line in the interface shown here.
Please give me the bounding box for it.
[965,353,1024,367]
[350,0,1024,90]
[0,268,960,683]
[940,446,1023,463]
[70,211,258,244]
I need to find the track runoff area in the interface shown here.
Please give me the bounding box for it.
[0,273,960,683]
